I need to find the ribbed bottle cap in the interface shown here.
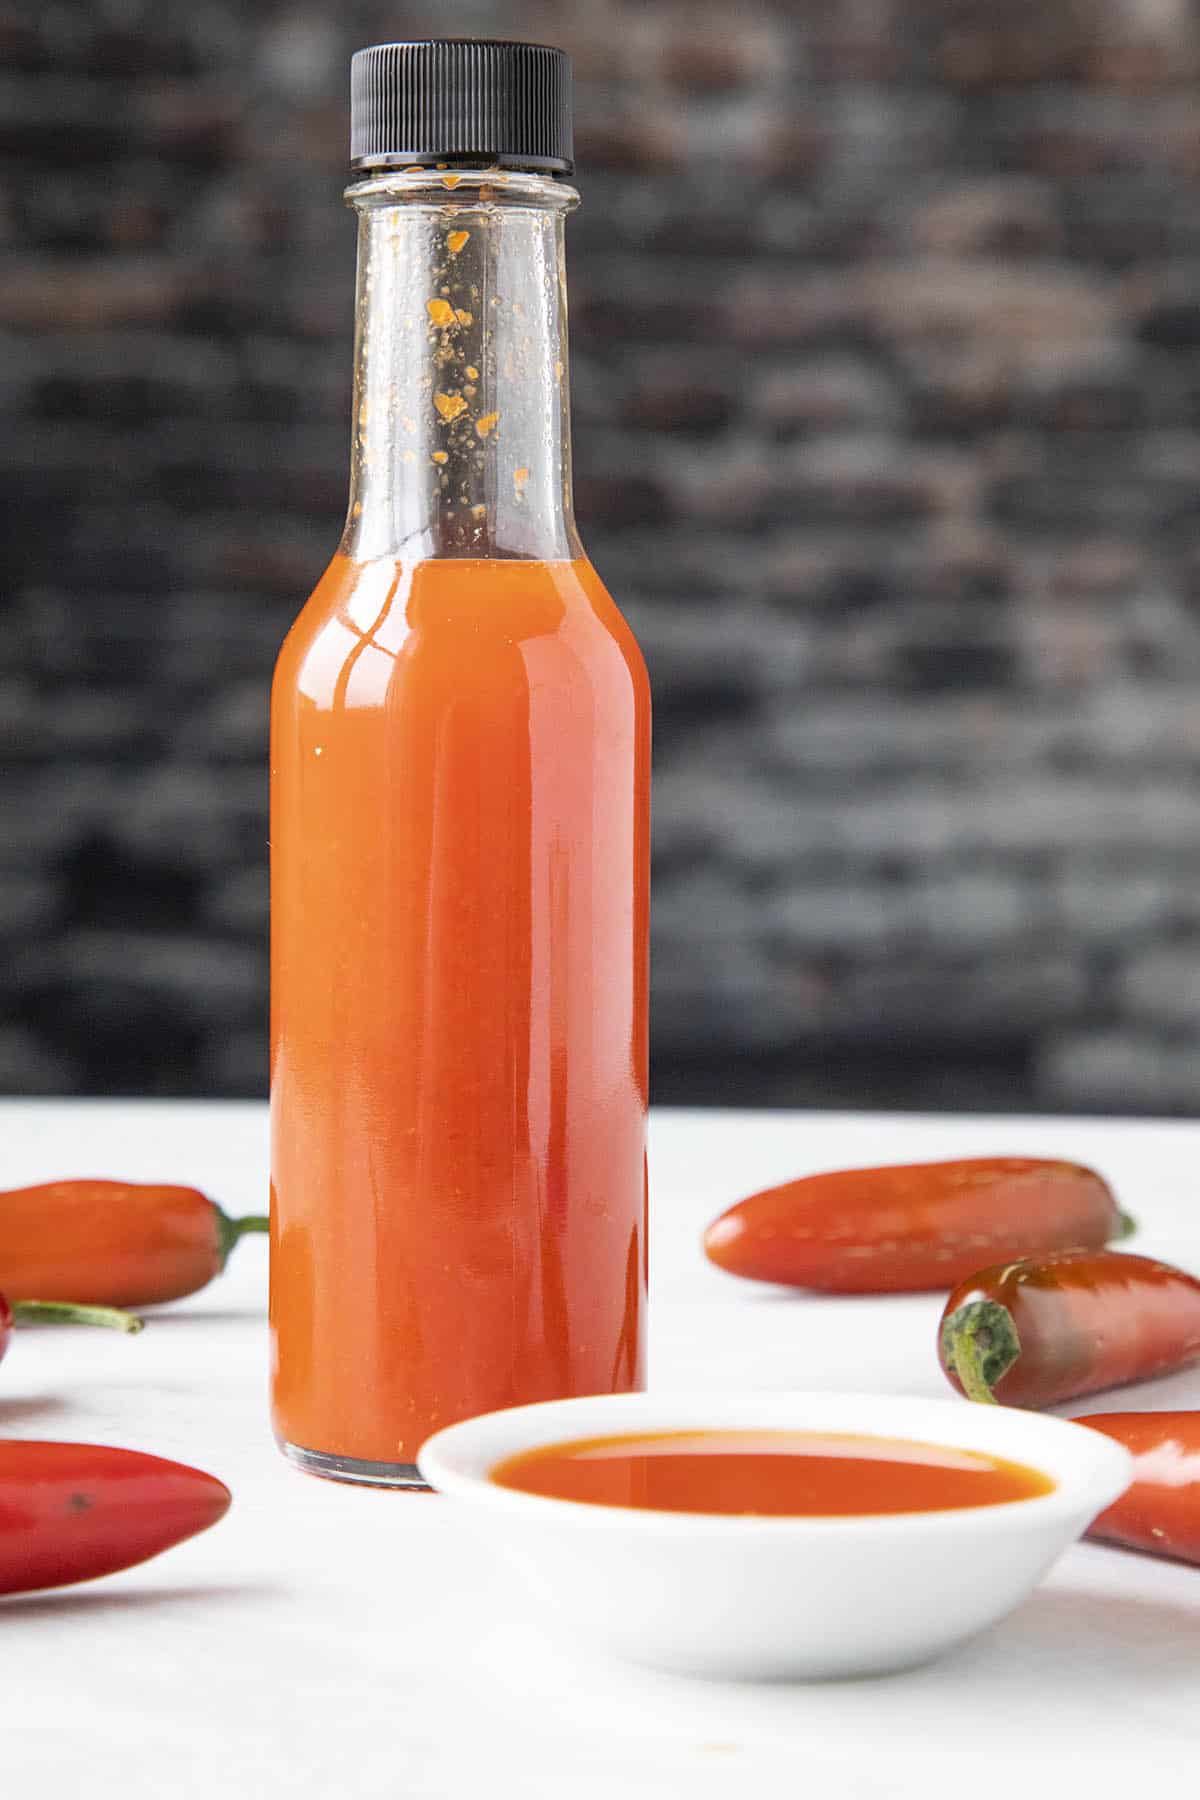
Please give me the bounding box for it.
[350,40,573,174]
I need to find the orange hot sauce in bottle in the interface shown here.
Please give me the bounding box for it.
[269,43,650,1486]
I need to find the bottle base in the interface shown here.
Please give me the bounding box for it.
[279,1440,430,1490]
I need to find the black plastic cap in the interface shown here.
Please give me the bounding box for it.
[350,40,573,174]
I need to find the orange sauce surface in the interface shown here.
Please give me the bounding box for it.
[491,1430,1055,1515]
[270,556,650,1466]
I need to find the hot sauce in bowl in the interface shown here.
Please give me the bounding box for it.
[490,1429,1054,1516]
[418,1392,1132,1679]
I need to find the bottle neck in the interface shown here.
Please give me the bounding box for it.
[342,167,580,564]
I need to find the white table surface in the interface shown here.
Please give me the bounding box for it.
[3,1101,1200,1796]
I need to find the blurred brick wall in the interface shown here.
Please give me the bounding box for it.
[6,0,1200,1109]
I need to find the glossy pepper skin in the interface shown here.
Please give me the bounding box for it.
[940,1250,1200,1408]
[1077,1412,1200,1566]
[703,1158,1128,1294]
[0,1441,231,1595]
[0,1180,267,1308]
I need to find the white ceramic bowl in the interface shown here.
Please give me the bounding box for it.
[418,1390,1132,1681]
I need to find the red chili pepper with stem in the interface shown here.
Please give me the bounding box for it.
[0,1441,230,1595]
[1076,1412,1200,1567]
[0,1289,142,1366]
[940,1250,1200,1408]
[704,1158,1130,1294]
[0,1179,267,1308]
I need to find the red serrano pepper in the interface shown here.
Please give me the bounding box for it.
[704,1158,1129,1294]
[940,1250,1200,1407]
[0,1179,266,1307]
[0,1441,230,1595]
[1078,1412,1200,1567]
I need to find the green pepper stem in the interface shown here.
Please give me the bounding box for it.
[940,1300,1022,1406]
[212,1204,270,1268]
[1115,1210,1137,1240]
[12,1300,144,1335]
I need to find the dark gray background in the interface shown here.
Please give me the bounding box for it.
[6,0,1200,1111]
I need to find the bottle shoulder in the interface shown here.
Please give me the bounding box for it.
[571,556,649,690]
[273,554,647,716]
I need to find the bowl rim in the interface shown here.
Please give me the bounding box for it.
[416,1388,1134,1536]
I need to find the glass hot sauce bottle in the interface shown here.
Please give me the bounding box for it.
[269,41,650,1485]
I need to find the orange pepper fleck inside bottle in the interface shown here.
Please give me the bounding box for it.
[269,42,650,1485]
